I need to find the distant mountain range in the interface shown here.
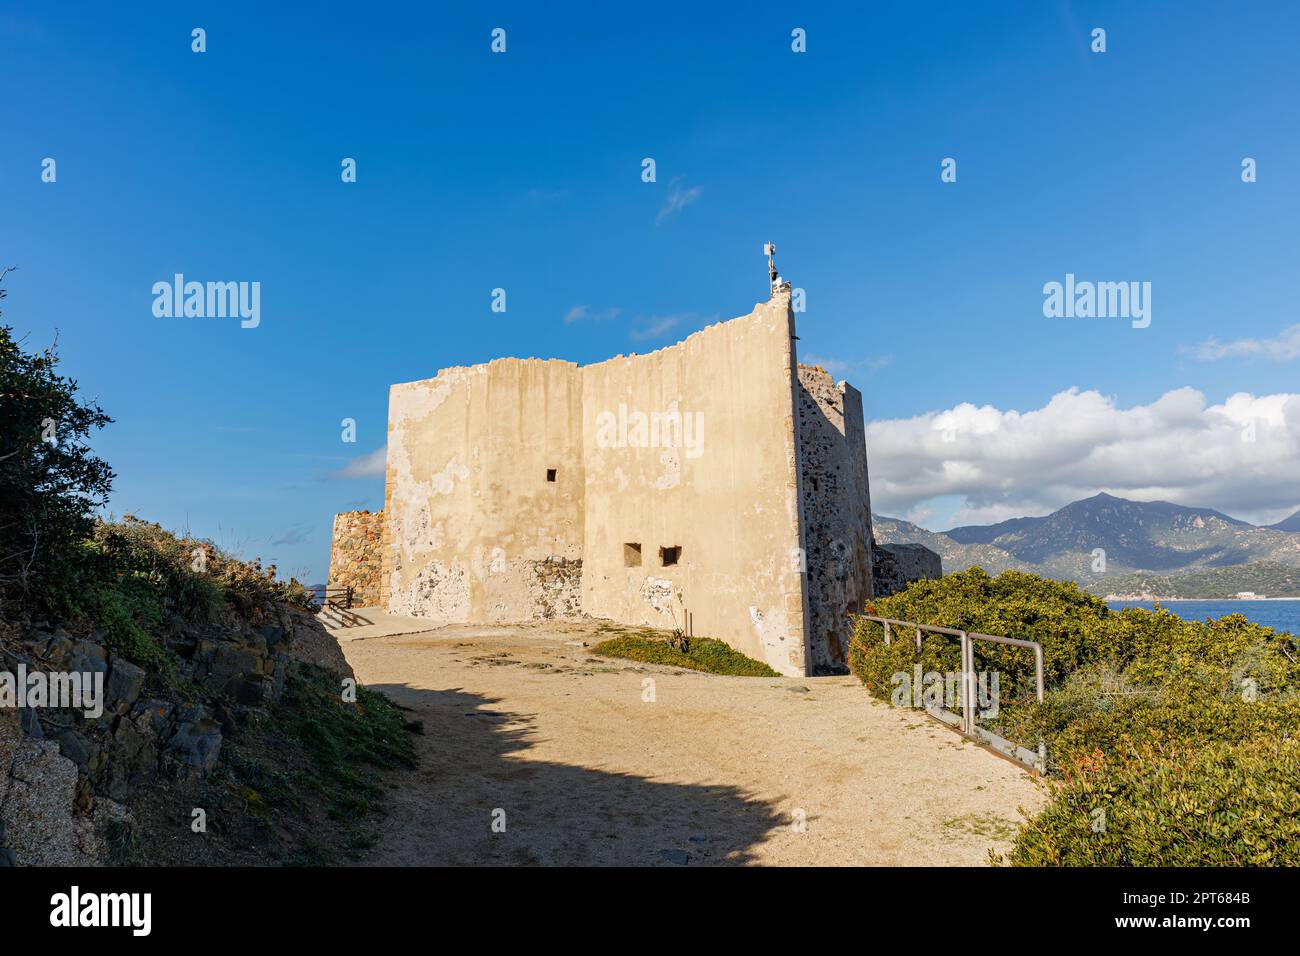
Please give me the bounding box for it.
[1270,509,1300,533]
[874,493,1300,598]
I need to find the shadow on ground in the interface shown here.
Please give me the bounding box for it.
[365,682,788,866]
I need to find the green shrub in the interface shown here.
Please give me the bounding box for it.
[1003,736,1300,866]
[593,633,780,677]
[87,575,169,672]
[850,568,1122,707]
[92,520,226,623]
[850,568,1300,865]
[1115,609,1300,695]
[1049,694,1300,767]
[26,516,320,678]
[851,568,1300,709]
[0,286,114,607]
[92,517,313,619]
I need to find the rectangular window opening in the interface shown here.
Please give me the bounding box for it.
[624,542,642,567]
[546,468,557,482]
[659,545,681,567]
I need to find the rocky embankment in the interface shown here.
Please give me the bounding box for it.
[0,601,352,866]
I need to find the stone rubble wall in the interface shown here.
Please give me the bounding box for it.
[0,604,353,866]
[872,542,943,597]
[529,556,583,619]
[796,364,875,674]
[328,510,385,608]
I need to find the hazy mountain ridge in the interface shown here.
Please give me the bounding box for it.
[874,493,1300,596]
[1271,509,1300,533]
[1097,562,1300,599]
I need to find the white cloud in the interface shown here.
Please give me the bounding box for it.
[563,304,621,324]
[629,312,718,342]
[866,387,1300,527]
[630,314,683,341]
[656,178,701,225]
[1187,323,1300,361]
[331,447,386,479]
[271,524,312,546]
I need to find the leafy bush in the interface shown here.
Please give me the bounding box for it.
[850,568,1121,706]
[0,274,114,605]
[1003,735,1300,866]
[85,573,169,672]
[849,567,1300,865]
[89,517,312,619]
[593,632,780,677]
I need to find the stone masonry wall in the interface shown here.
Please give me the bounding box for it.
[796,364,874,674]
[328,510,385,607]
[872,542,942,597]
[1,574,353,866]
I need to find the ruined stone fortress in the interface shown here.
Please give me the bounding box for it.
[330,264,935,676]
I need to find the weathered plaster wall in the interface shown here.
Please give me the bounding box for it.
[580,292,810,676]
[369,291,856,677]
[797,365,875,673]
[383,359,586,623]
[327,509,385,607]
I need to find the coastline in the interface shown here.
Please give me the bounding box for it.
[1104,595,1300,603]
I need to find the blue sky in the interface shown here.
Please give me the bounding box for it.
[4,1,1299,581]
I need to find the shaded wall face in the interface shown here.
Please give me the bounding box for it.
[796,366,874,674]
[872,543,941,597]
[580,296,810,676]
[382,359,585,623]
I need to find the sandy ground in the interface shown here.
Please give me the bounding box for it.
[334,613,1046,866]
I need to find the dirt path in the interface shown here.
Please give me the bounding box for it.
[338,618,1046,866]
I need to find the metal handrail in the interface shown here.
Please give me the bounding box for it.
[968,631,1045,704]
[860,614,1047,773]
[315,585,354,610]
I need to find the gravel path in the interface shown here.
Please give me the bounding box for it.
[337,618,1046,866]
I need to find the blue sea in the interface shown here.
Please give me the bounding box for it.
[1107,600,1300,637]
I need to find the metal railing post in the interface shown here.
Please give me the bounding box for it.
[1033,644,1045,703]
[1034,643,1047,772]
[960,631,973,734]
